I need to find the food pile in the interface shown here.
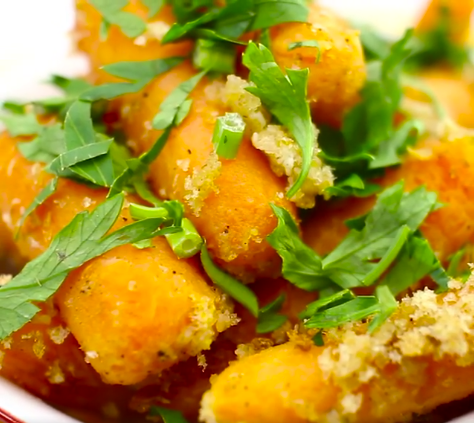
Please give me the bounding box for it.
[1,0,474,422]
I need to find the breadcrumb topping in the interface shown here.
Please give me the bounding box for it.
[252,125,334,208]
[0,274,11,286]
[184,152,222,216]
[223,75,334,209]
[223,75,269,134]
[235,338,274,360]
[317,274,474,420]
[47,326,70,345]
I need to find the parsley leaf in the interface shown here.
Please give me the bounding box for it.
[269,182,445,330]
[322,182,439,288]
[34,76,93,115]
[81,57,183,102]
[249,0,309,30]
[355,23,392,61]
[142,0,164,18]
[0,193,167,339]
[90,0,147,38]
[257,294,288,334]
[61,101,115,187]
[305,296,379,329]
[152,71,206,130]
[243,42,315,198]
[288,40,321,63]
[17,124,66,164]
[0,113,42,137]
[201,244,259,317]
[380,235,449,295]
[163,0,308,44]
[267,204,330,291]
[16,178,59,236]
[150,406,190,423]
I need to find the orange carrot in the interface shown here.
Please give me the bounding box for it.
[0,131,232,385]
[200,275,474,423]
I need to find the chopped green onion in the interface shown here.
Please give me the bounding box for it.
[165,218,203,258]
[129,203,169,220]
[212,113,246,159]
[192,39,236,74]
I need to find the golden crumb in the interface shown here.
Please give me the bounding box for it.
[197,353,208,371]
[235,338,274,360]
[0,274,11,286]
[46,360,66,384]
[223,75,269,134]
[0,351,4,370]
[184,152,222,216]
[47,326,70,345]
[317,273,474,419]
[252,125,334,208]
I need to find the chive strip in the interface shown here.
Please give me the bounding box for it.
[201,244,259,317]
[193,39,236,74]
[212,113,246,159]
[130,203,169,220]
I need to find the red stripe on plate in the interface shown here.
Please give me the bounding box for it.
[0,408,24,423]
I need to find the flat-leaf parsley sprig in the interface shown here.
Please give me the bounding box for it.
[0,193,169,340]
[268,181,448,332]
[243,42,316,199]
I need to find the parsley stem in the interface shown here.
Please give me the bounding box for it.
[201,244,259,317]
[212,113,246,160]
[165,218,203,258]
[192,39,236,74]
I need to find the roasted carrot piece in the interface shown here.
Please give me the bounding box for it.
[0,303,136,421]
[200,275,474,423]
[118,62,295,280]
[405,68,474,128]
[76,0,297,279]
[269,3,366,126]
[0,131,233,385]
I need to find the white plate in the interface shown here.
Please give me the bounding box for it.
[0,0,473,422]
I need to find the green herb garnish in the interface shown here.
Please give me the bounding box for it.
[0,193,168,340]
[212,113,246,159]
[257,294,288,334]
[163,0,308,44]
[81,57,183,102]
[269,182,445,330]
[193,39,236,74]
[152,71,206,130]
[288,40,321,62]
[150,406,190,423]
[89,0,147,39]
[201,244,259,317]
[243,42,315,198]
